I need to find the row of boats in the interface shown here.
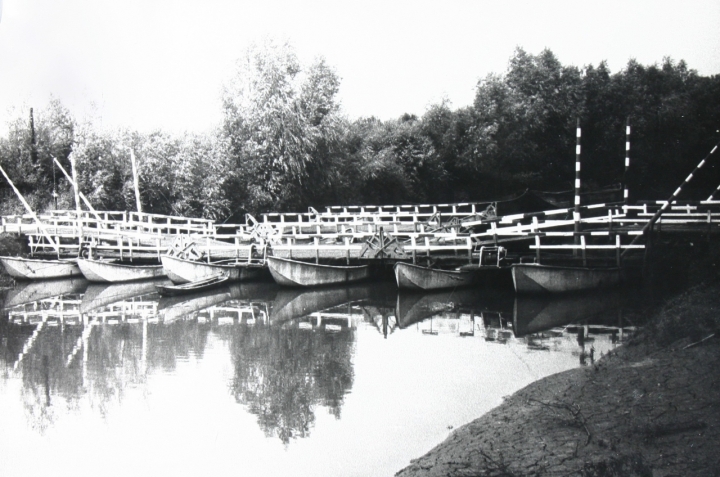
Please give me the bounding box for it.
[0,252,623,295]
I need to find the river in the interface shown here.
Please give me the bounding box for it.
[0,278,635,477]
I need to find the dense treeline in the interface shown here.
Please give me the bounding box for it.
[1,40,719,221]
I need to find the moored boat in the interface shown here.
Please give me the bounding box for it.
[156,274,230,297]
[394,261,475,290]
[160,254,263,284]
[78,258,166,282]
[267,256,370,287]
[0,256,83,280]
[511,263,622,294]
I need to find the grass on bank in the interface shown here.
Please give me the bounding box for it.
[634,282,720,347]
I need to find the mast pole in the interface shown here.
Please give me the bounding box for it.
[52,157,102,220]
[130,149,142,213]
[0,164,61,255]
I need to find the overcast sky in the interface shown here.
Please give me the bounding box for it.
[0,0,718,134]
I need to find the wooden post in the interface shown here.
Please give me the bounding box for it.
[345,237,350,265]
[69,153,81,214]
[314,237,319,264]
[411,237,417,264]
[708,209,713,241]
[53,157,103,223]
[130,149,142,213]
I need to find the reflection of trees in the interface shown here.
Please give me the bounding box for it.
[146,321,209,373]
[9,324,84,433]
[228,324,356,443]
[0,312,210,433]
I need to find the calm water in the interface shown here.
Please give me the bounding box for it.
[0,278,633,477]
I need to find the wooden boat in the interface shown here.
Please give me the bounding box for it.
[156,274,230,297]
[394,262,475,290]
[0,256,82,280]
[161,254,263,284]
[267,256,370,287]
[511,263,622,294]
[77,258,165,282]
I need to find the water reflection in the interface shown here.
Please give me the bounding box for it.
[0,279,637,446]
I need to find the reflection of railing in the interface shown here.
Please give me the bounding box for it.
[7,297,83,326]
[304,312,360,331]
[197,303,268,326]
[85,300,159,324]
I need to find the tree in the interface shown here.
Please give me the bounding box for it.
[0,100,77,213]
[471,48,584,193]
[172,132,233,220]
[221,39,345,215]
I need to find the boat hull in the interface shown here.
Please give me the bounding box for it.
[161,255,262,284]
[267,256,370,287]
[78,258,166,282]
[394,262,475,290]
[511,264,622,294]
[0,256,82,280]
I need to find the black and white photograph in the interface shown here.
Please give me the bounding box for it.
[0,1,718,476]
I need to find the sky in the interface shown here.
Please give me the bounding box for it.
[0,0,718,134]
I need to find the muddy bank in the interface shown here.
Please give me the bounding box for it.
[396,285,720,477]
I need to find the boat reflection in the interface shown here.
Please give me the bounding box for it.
[395,288,635,353]
[269,282,394,323]
[512,289,625,337]
[0,281,638,442]
[3,277,89,309]
[80,278,169,314]
[158,281,279,324]
[396,288,514,330]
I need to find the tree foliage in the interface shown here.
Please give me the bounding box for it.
[1,45,719,220]
[221,39,346,215]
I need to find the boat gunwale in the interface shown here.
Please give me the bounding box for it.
[267,256,369,270]
[78,258,164,270]
[394,261,473,275]
[162,254,266,269]
[511,263,622,272]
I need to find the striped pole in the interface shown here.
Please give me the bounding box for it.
[706,183,720,201]
[574,119,582,251]
[623,138,720,256]
[624,117,630,206]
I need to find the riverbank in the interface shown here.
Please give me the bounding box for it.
[396,283,720,477]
